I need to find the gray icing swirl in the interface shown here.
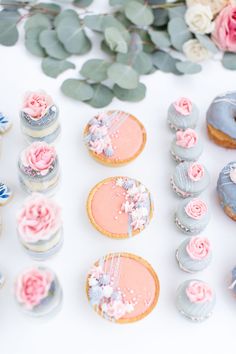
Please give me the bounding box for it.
[167,103,199,131]
[171,136,203,162]
[20,105,59,130]
[217,161,236,213]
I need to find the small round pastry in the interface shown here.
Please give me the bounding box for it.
[86,252,160,323]
[20,90,60,144]
[175,198,210,235]
[171,162,210,198]
[17,194,63,260]
[217,161,236,221]
[15,266,63,317]
[206,91,236,148]
[170,129,203,163]
[84,110,146,166]
[176,279,215,321]
[0,112,12,134]
[18,141,60,195]
[87,176,153,239]
[0,182,12,205]
[176,236,212,273]
[167,97,199,131]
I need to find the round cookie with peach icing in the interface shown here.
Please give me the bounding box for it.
[86,252,160,323]
[167,97,199,131]
[84,110,146,166]
[217,161,236,221]
[87,177,153,239]
[170,129,203,163]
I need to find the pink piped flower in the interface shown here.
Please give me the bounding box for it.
[174,97,192,116]
[188,162,205,181]
[185,198,208,219]
[186,281,213,303]
[15,268,53,309]
[21,141,56,176]
[17,193,62,243]
[176,129,198,148]
[186,236,210,260]
[212,5,236,53]
[22,90,53,120]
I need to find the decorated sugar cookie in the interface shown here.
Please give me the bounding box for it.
[0,112,11,135]
[0,182,12,205]
[86,253,160,323]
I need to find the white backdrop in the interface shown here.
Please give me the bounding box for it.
[1,1,236,353]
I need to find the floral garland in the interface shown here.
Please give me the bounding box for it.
[0,0,236,108]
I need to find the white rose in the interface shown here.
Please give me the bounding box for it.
[186,0,230,16]
[185,4,214,34]
[183,39,211,62]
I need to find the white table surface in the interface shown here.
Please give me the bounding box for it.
[1,2,236,353]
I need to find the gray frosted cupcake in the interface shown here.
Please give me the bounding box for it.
[15,266,63,318]
[17,194,63,260]
[175,198,210,235]
[176,237,212,273]
[176,279,215,321]
[170,129,203,163]
[20,90,60,144]
[167,97,199,131]
[18,142,60,195]
[171,162,210,198]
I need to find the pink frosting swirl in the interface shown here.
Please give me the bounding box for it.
[17,193,62,243]
[22,91,53,120]
[212,5,236,53]
[176,129,198,148]
[188,162,205,181]
[186,281,213,303]
[174,97,192,116]
[185,198,208,219]
[186,236,210,260]
[21,142,56,176]
[15,268,53,309]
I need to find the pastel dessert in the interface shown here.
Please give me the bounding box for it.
[17,194,63,260]
[0,182,12,205]
[84,110,146,166]
[15,266,63,317]
[20,90,60,144]
[18,141,60,195]
[86,252,160,323]
[176,279,215,321]
[171,162,210,198]
[170,129,203,163]
[87,177,153,239]
[175,198,210,235]
[167,97,199,131]
[228,266,236,295]
[217,161,236,221]
[176,236,212,273]
[206,91,236,148]
[0,112,11,134]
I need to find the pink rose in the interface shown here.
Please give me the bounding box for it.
[212,5,236,52]
[174,97,193,116]
[176,129,198,148]
[15,268,53,309]
[185,198,208,219]
[186,236,210,260]
[17,193,62,243]
[188,162,205,181]
[22,91,53,120]
[21,142,56,176]
[186,281,213,303]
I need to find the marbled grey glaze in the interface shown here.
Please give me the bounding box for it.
[176,280,215,321]
[171,162,210,198]
[206,91,236,139]
[176,238,212,273]
[175,198,210,234]
[170,136,203,163]
[167,103,199,131]
[217,161,236,214]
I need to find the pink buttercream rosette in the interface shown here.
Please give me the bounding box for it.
[188,162,205,181]
[17,193,62,244]
[185,198,208,219]
[186,281,213,303]
[176,129,198,148]
[186,236,210,260]
[174,98,192,116]
[22,90,53,120]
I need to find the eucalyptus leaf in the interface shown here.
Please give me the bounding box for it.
[54,9,78,27]
[61,79,94,101]
[107,62,139,89]
[152,50,181,74]
[137,30,155,53]
[124,1,154,26]
[196,34,218,54]
[0,19,18,46]
[104,26,127,53]
[168,17,192,51]
[30,3,61,18]
[222,52,236,70]
[24,13,51,32]
[85,83,114,108]
[153,9,168,27]
[42,57,75,78]
[117,51,152,74]
[168,5,186,19]
[25,27,46,57]
[73,0,93,7]
[148,29,171,48]
[80,59,110,82]
[0,9,20,22]
[39,29,69,60]
[101,40,115,55]
[113,83,146,102]
[176,61,202,74]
